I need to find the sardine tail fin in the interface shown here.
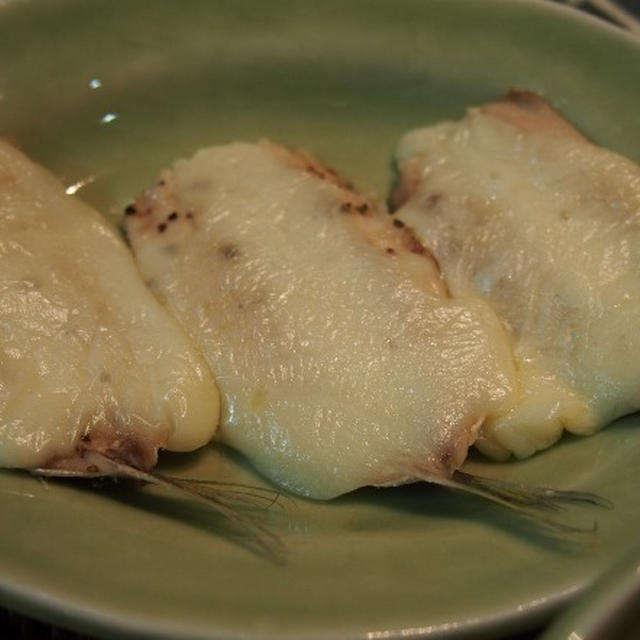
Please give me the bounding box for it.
[35,451,286,562]
[420,469,612,534]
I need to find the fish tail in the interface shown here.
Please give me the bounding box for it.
[419,469,612,534]
[35,451,286,562]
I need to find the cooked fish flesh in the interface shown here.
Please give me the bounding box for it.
[391,90,640,460]
[0,140,220,474]
[124,141,517,499]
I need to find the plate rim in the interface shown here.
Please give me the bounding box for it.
[1,0,640,638]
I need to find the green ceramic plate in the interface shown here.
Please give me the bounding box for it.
[540,543,640,640]
[1,1,640,638]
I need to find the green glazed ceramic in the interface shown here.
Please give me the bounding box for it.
[540,544,640,640]
[1,1,640,638]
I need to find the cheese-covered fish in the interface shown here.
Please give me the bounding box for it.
[124,140,522,500]
[0,139,220,475]
[391,90,640,461]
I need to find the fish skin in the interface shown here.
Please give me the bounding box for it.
[124,140,516,499]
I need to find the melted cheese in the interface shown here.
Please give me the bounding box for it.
[393,91,640,459]
[125,141,516,498]
[0,140,220,470]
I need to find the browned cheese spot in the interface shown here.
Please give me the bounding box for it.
[427,193,443,208]
[340,201,353,213]
[340,197,373,217]
[219,243,240,259]
[272,142,356,193]
[439,448,453,467]
[478,88,587,142]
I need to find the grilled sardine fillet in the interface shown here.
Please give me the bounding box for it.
[392,90,640,460]
[0,140,220,473]
[124,141,516,499]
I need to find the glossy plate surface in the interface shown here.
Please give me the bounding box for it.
[540,543,640,640]
[1,1,640,638]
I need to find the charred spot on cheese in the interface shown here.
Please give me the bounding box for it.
[426,193,443,208]
[400,226,427,256]
[340,200,372,216]
[477,88,586,141]
[274,143,356,193]
[219,243,240,259]
[267,142,376,219]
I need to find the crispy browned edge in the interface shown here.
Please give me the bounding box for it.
[476,88,587,142]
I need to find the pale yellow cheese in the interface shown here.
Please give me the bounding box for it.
[0,140,220,470]
[125,141,516,498]
[393,92,640,459]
